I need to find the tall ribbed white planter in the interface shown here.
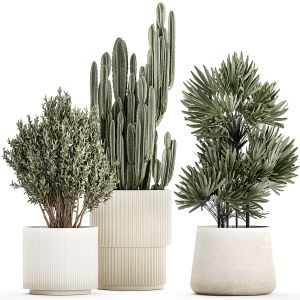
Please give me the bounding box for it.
[191,226,276,296]
[23,227,98,295]
[90,190,171,290]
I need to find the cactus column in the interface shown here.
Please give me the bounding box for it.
[89,2,176,190]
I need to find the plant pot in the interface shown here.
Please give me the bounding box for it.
[190,226,276,296]
[23,226,98,295]
[90,190,171,290]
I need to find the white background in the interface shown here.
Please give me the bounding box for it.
[0,0,300,299]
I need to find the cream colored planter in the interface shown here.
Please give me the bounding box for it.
[23,227,98,295]
[191,226,276,296]
[90,190,171,290]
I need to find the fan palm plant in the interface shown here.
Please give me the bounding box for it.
[176,53,298,227]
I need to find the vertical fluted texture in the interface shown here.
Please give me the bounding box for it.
[99,248,166,287]
[23,227,98,293]
[90,190,171,290]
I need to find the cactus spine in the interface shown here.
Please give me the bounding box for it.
[90,2,176,190]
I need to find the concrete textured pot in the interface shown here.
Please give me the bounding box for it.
[23,226,98,295]
[191,226,276,296]
[90,190,171,290]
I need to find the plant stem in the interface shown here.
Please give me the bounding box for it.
[73,199,80,227]
[234,138,242,229]
[226,202,229,227]
[73,206,88,228]
[76,207,88,228]
[39,204,50,227]
[217,203,221,228]
[246,211,250,228]
[44,200,56,227]
[220,215,225,228]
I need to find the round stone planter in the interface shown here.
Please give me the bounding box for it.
[191,226,276,296]
[90,190,172,290]
[23,226,98,295]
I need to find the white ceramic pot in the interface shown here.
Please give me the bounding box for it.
[191,226,276,296]
[23,226,98,295]
[90,190,171,290]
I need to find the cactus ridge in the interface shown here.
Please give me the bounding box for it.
[90,3,176,190]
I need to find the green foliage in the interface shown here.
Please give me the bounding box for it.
[152,131,177,189]
[176,53,298,227]
[3,89,117,228]
[90,2,176,190]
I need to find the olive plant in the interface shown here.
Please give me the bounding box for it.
[176,53,298,228]
[3,88,117,228]
[90,2,176,190]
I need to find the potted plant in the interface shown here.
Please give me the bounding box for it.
[3,88,117,295]
[89,2,176,290]
[176,53,298,295]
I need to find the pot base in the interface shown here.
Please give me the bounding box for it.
[23,227,98,293]
[191,226,276,296]
[194,290,273,296]
[100,285,164,291]
[30,290,91,295]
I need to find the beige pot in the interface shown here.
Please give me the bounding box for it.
[191,226,276,296]
[90,190,171,290]
[23,227,98,295]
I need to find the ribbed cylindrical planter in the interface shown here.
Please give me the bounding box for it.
[90,190,171,290]
[191,226,276,296]
[23,227,98,295]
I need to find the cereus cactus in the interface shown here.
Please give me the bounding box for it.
[90,2,176,190]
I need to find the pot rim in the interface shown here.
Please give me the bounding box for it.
[23,226,98,229]
[112,189,171,193]
[196,225,269,229]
